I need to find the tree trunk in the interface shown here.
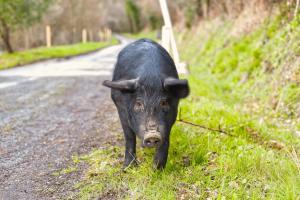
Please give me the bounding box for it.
[128,16,134,33]
[202,0,210,19]
[0,19,14,53]
[1,30,14,53]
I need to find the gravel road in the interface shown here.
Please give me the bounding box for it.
[0,36,132,199]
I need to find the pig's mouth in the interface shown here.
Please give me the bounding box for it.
[143,131,162,148]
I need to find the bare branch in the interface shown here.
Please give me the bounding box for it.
[177,119,233,136]
[177,107,232,136]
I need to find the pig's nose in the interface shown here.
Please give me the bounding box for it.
[143,132,162,148]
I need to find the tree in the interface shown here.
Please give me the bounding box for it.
[0,0,52,53]
[125,0,141,33]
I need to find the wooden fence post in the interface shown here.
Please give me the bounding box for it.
[72,28,76,43]
[89,30,93,42]
[161,25,171,52]
[158,0,187,74]
[82,29,87,43]
[24,28,30,49]
[99,28,112,41]
[105,28,112,40]
[99,30,104,41]
[46,25,51,48]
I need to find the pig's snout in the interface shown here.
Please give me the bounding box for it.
[143,131,162,148]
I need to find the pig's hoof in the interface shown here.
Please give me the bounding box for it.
[152,162,166,170]
[122,160,138,171]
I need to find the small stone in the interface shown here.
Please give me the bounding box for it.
[229,181,239,188]
[268,140,285,150]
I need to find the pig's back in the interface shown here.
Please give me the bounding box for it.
[113,39,178,81]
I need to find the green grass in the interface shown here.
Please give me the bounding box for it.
[0,38,118,70]
[123,31,158,41]
[52,166,78,177]
[68,14,300,200]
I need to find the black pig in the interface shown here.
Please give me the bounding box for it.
[103,39,189,169]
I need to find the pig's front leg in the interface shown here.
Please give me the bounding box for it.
[117,107,137,169]
[153,140,169,169]
[121,123,137,168]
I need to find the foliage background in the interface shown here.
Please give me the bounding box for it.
[2,0,298,51]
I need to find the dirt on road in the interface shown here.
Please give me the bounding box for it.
[0,37,132,200]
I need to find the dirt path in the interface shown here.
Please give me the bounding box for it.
[0,37,132,200]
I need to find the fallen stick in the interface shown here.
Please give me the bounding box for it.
[177,107,232,136]
[177,119,233,136]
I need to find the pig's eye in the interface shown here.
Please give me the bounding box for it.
[160,99,169,110]
[134,99,144,112]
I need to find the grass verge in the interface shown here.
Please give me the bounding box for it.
[66,14,300,200]
[0,38,118,70]
[123,31,158,41]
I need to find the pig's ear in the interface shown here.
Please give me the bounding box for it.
[102,79,138,92]
[164,78,189,98]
